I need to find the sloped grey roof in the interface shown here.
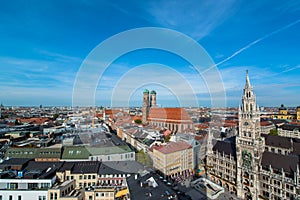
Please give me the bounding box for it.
[262,134,292,149]
[262,151,298,175]
[212,140,236,158]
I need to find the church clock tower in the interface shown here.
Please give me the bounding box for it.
[236,70,265,200]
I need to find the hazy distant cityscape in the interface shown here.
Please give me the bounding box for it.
[0,71,300,199]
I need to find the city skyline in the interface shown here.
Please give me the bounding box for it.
[0,1,300,107]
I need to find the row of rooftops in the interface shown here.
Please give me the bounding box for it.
[5,144,134,160]
[0,159,145,179]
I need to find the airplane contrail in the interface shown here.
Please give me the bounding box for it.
[201,19,300,74]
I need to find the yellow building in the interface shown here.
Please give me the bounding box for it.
[152,141,194,177]
[48,180,85,200]
[271,104,295,120]
[297,106,300,120]
[85,187,116,200]
[56,162,100,188]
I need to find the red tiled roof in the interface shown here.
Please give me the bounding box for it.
[96,113,103,117]
[153,141,192,154]
[19,117,50,125]
[196,124,209,129]
[148,108,192,123]
[105,109,120,115]
[194,135,206,141]
[260,121,273,126]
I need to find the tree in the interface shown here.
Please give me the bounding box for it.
[134,119,142,124]
[269,128,278,136]
[164,134,171,142]
[52,113,59,120]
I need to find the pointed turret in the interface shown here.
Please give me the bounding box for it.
[245,69,251,89]
[245,72,251,88]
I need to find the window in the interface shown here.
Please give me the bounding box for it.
[18,196,21,200]
[278,149,282,154]
[265,147,268,151]
[271,148,275,153]
[28,183,38,189]
[9,196,12,200]
[79,175,82,180]
[89,196,92,200]
[0,195,2,200]
[41,183,50,188]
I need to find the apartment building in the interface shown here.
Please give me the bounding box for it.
[152,141,194,177]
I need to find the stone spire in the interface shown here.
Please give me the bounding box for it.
[245,69,251,89]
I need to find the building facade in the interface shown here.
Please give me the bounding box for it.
[271,104,296,120]
[206,71,300,200]
[152,141,194,177]
[148,108,193,133]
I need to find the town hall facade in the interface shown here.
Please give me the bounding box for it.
[207,71,300,200]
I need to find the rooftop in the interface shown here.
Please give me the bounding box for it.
[127,172,177,200]
[262,151,298,175]
[153,141,192,154]
[262,134,292,149]
[212,139,236,158]
[148,108,192,123]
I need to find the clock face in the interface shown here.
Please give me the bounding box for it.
[244,121,249,126]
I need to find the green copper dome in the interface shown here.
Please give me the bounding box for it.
[143,89,149,93]
[150,90,156,94]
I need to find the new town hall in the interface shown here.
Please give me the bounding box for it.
[207,71,300,200]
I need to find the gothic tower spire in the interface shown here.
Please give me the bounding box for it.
[245,69,251,89]
[236,70,264,200]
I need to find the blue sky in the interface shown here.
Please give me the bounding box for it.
[0,0,299,107]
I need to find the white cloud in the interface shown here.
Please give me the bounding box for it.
[144,0,238,39]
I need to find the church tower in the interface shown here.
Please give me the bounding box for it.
[236,70,265,199]
[142,89,150,123]
[150,90,157,108]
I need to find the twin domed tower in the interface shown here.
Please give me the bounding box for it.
[142,89,157,123]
